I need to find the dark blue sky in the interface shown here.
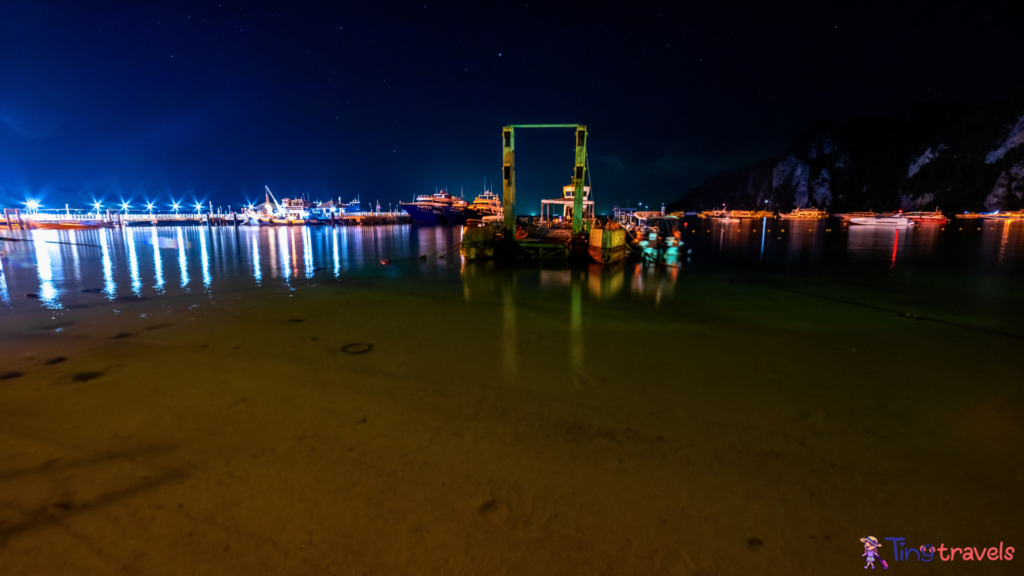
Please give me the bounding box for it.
[1,2,1021,213]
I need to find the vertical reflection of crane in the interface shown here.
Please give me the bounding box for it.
[570,271,583,387]
[502,270,517,384]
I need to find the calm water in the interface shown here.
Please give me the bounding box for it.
[2,219,1022,331]
[1,220,1022,574]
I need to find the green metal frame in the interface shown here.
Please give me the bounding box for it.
[502,124,588,238]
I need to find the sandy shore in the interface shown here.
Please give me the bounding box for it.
[1,269,1021,574]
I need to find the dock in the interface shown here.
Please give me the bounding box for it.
[2,208,410,229]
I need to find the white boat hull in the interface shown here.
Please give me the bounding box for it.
[849,217,915,226]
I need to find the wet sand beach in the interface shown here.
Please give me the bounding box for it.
[1,224,1023,574]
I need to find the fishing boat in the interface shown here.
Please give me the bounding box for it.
[342,197,362,213]
[902,209,948,224]
[848,216,916,226]
[728,210,758,219]
[954,212,983,219]
[244,186,313,225]
[981,210,1024,221]
[625,211,687,263]
[779,207,826,219]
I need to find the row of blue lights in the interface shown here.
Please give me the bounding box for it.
[20,199,258,212]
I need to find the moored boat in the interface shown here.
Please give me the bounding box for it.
[902,209,948,224]
[981,210,1024,220]
[27,219,114,230]
[836,211,878,221]
[779,207,826,219]
[399,191,457,225]
[588,223,627,264]
[464,189,502,220]
[848,216,915,226]
[460,220,497,260]
[442,198,470,225]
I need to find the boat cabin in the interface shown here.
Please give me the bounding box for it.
[540,184,595,222]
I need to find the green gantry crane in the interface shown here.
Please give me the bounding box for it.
[502,124,588,239]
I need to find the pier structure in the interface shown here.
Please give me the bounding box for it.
[501,124,590,260]
[2,210,410,228]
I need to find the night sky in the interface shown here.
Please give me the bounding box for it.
[2,2,1022,214]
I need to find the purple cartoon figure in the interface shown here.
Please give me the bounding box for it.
[860,536,886,569]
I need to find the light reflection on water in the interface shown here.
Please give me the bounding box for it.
[127,227,142,296]
[152,226,165,293]
[252,231,262,285]
[0,222,1021,316]
[32,231,61,309]
[199,229,212,289]
[177,227,189,289]
[0,256,8,305]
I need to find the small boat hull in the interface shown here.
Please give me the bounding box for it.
[443,205,468,225]
[460,223,496,261]
[400,203,448,225]
[588,227,627,264]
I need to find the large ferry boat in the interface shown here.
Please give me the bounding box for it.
[849,216,915,226]
[399,191,457,225]
[779,207,827,219]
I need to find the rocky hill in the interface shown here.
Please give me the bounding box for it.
[669,92,1024,214]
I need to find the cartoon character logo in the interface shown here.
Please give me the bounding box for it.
[860,536,888,569]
